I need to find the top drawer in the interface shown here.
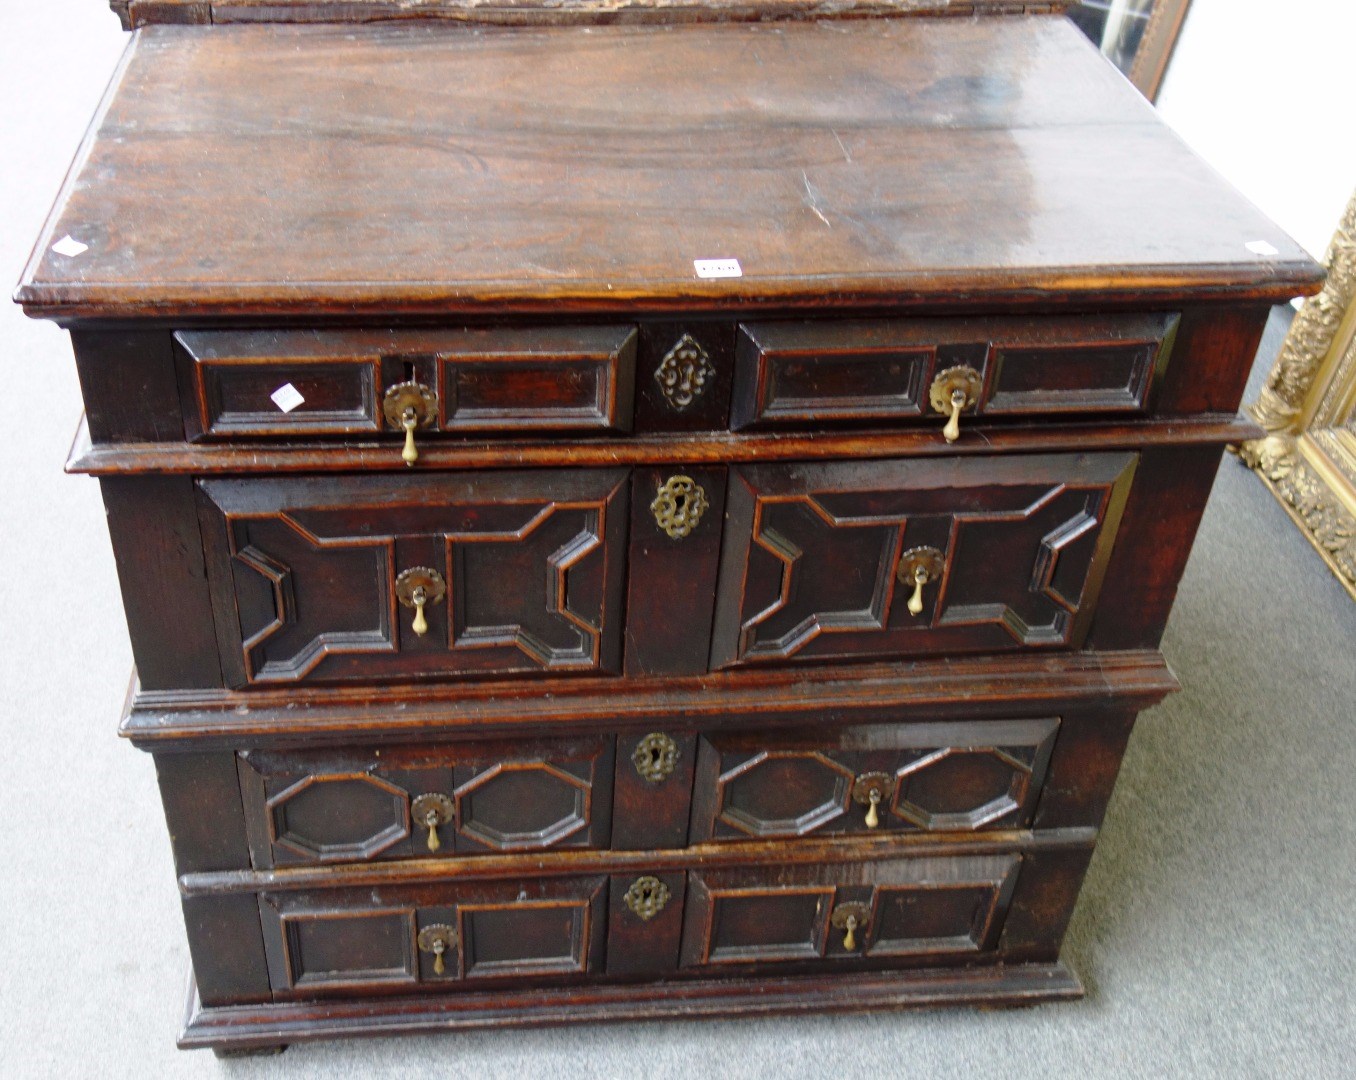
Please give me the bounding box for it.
[731,313,1180,432]
[176,326,637,441]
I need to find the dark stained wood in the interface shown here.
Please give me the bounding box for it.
[17,20,1321,321]
[195,469,630,687]
[155,752,253,874]
[256,875,608,997]
[732,313,1179,430]
[610,731,699,850]
[177,962,1084,1052]
[120,649,1181,747]
[64,413,1265,474]
[181,894,273,1006]
[27,4,1322,1051]
[70,329,183,443]
[175,326,636,440]
[623,466,728,677]
[709,452,1136,668]
[116,1,1077,32]
[237,736,614,866]
[688,718,1058,842]
[100,476,223,690]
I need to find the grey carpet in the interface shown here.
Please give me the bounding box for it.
[1,4,1352,1076]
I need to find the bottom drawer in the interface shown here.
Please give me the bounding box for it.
[260,875,609,998]
[184,842,1093,1005]
[680,853,1020,970]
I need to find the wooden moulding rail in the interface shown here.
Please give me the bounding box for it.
[68,415,1264,476]
[178,961,1084,1050]
[111,1,1076,31]
[121,648,1180,747]
[178,827,1097,895]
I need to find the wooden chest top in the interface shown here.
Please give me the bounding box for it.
[17,16,1319,320]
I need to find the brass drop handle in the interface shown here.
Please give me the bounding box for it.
[395,567,446,638]
[400,408,419,466]
[410,793,453,853]
[831,902,872,952]
[383,380,438,467]
[897,547,944,618]
[417,924,458,977]
[853,773,891,829]
[929,365,982,444]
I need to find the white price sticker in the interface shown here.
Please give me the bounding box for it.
[270,383,305,413]
[694,258,743,279]
[1246,240,1280,256]
[51,235,89,258]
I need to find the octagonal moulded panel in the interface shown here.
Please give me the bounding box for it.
[456,762,591,850]
[717,751,854,838]
[892,747,1032,831]
[267,772,411,861]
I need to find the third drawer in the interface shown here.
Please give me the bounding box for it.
[233,708,1132,869]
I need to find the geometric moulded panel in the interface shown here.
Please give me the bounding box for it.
[717,752,855,837]
[892,748,1032,831]
[267,773,410,861]
[456,763,591,851]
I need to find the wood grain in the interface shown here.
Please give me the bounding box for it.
[18,19,1320,320]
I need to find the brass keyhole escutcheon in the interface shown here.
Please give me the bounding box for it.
[624,876,671,921]
[650,475,708,540]
[929,365,982,443]
[632,733,679,783]
[396,567,446,638]
[410,793,453,853]
[897,546,945,618]
[417,924,458,977]
[654,333,716,411]
[831,902,872,952]
[382,380,438,466]
[853,773,892,829]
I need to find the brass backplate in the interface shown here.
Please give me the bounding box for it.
[654,334,716,411]
[928,364,983,414]
[624,876,671,921]
[896,545,945,586]
[395,566,446,608]
[411,792,453,827]
[852,772,892,806]
[382,380,438,429]
[417,924,458,957]
[830,901,872,931]
[650,475,708,539]
[632,733,679,782]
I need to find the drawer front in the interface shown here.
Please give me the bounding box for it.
[259,876,608,997]
[239,737,615,867]
[689,719,1058,843]
[198,469,629,687]
[731,313,1178,430]
[177,326,637,439]
[680,853,1021,969]
[710,452,1135,669]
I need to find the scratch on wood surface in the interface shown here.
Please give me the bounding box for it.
[801,170,831,229]
[831,129,852,163]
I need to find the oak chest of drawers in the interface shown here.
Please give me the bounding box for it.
[17,4,1322,1054]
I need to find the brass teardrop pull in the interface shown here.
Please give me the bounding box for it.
[831,902,872,952]
[929,365,982,443]
[410,793,453,853]
[396,567,446,639]
[383,379,438,468]
[897,547,944,619]
[852,773,891,830]
[417,924,458,977]
[401,408,419,466]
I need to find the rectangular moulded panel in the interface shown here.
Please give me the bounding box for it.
[259,876,608,998]
[732,313,1178,430]
[176,325,637,440]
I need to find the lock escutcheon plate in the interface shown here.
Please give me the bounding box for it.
[650,475,708,539]
[632,733,679,782]
[624,876,671,921]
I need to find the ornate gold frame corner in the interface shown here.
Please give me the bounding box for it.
[1239,190,1356,600]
